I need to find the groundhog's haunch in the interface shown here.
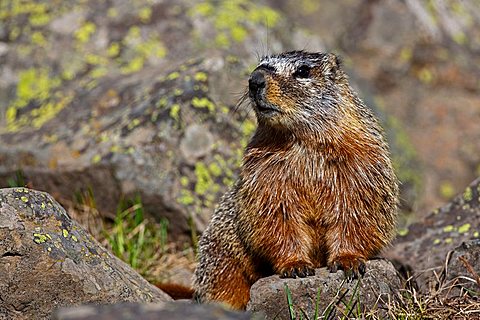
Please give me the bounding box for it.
[193,51,399,310]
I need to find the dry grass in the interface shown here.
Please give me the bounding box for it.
[386,260,480,320]
[62,192,197,286]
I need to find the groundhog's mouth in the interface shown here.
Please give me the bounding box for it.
[252,97,281,116]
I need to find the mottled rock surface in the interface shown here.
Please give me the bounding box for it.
[53,302,252,320]
[0,188,171,320]
[388,177,480,289]
[247,259,401,320]
[442,240,480,296]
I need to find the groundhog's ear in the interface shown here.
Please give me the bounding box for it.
[325,53,342,81]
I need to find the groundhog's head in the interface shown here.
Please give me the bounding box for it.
[248,51,350,131]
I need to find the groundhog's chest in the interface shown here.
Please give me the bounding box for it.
[239,150,382,222]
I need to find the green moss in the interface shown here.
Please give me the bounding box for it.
[194,72,208,82]
[138,7,152,23]
[170,104,180,121]
[241,118,256,147]
[194,161,222,197]
[4,67,71,132]
[220,105,229,114]
[8,26,20,41]
[62,229,69,238]
[463,187,473,202]
[127,118,141,130]
[91,154,102,164]
[167,71,180,80]
[33,233,49,244]
[107,42,120,57]
[29,10,51,26]
[452,32,466,45]
[85,53,108,65]
[1,1,53,26]
[194,162,213,196]
[242,118,256,136]
[121,56,145,74]
[20,196,29,203]
[216,33,231,47]
[110,145,122,153]
[458,223,471,234]
[399,47,412,62]
[300,0,320,13]
[75,21,96,43]
[194,2,214,15]
[107,7,118,18]
[90,67,108,79]
[433,238,441,245]
[31,31,47,46]
[137,37,167,59]
[191,97,215,113]
[208,162,222,177]
[474,231,479,238]
[443,225,454,233]
[119,27,166,74]
[190,0,280,48]
[397,228,408,236]
[418,67,433,84]
[180,176,190,187]
[15,68,61,106]
[178,190,195,205]
[30,96,72,129]
[440,181,455,199]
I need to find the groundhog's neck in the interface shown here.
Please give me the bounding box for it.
[241,107,387,188]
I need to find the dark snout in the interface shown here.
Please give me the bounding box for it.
[247,67,281,116]
[248,69,266,96]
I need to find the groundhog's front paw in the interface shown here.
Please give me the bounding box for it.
[278,261,315,279]
[328,255,366,280]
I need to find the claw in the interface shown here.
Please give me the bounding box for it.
[328,255,367,280]
[279,263,315,279]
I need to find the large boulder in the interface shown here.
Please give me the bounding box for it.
[0,0,419,245]
[247,259,401,320]
[53,302,251,320]
[388,177,480,289]
[0,187,171,320]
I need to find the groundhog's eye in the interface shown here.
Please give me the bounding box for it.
[293,65,311,78]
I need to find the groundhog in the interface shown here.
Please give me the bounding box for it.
[193,51,399,310]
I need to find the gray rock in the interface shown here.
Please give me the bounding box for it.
[0,42,8,57]
[388,177,480,289]
[53,302,252,320]
[180,124,215,163]
[0,188,171,320]
[49,11,85,35]
[247,259,401,320]
[0,0,419,246]
[442,240,480,296]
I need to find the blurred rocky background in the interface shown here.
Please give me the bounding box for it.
[1,0,479,287]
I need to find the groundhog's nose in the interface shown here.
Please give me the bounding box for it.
[249,70,266,95]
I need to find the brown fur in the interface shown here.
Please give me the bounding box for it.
[155,283,194,300]
[194,51,399,309]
